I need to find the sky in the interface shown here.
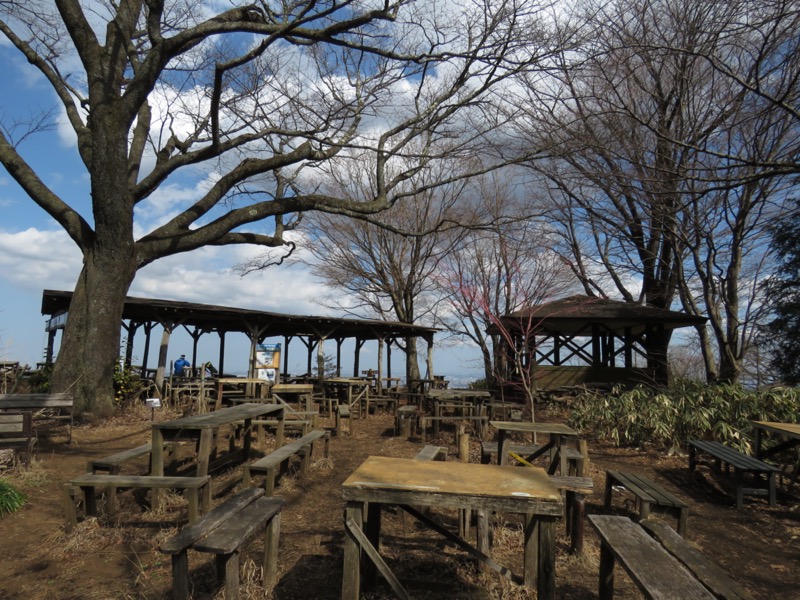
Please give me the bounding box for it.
[0,43,486,386]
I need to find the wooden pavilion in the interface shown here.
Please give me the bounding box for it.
[493,295,707,392]
[41,289,439,389]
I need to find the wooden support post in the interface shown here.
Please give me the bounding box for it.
[458,425,470,463]
[342,502,363,600]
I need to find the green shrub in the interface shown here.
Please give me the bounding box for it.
[567,381,800,452]
[113,360,144,407]
[0,479,26,517]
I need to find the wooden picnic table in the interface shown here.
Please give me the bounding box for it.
[324,378,370,418]
[214,377,271,410]
[270,383,314,412]
[151,403,284,478]
[751,421,800,488]
[491,421,580,475]
[341,456,562,600]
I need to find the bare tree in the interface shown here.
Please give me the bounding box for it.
[512,0,793,383]
[0,0,563,413]
[436,172,575,388]
[279,154,476,382]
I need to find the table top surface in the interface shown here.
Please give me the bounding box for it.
[153,403,283,430]
[751,421,800,438]
[342,456,561,502]
[216,377,271,385]
[427,389,491,399]
[490,421,578,436]
[271,384,314,393]
[325,378,368,385]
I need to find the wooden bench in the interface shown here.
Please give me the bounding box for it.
[0,393,74,441]
[419,414,488,444]
[688,440,780,509]
[63,474,211,531]
[413,445,448,462]
[243,429,331,494]
[86,441,185,475]
[605,470,689,536]
[160,487,283,600]
[336,405,351,435]
[0,411,35,465]
[589,515,753,600]
[480,441,585,476]
[550,475,593,554]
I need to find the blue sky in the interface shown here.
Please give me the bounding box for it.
[0,47,484,385]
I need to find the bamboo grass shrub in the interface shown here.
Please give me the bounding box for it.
[567,381,800,452]
[0,479,26,517]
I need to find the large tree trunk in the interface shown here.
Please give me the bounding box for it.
[51,252,137,416]
[405,336,421,383]
[50,100,138,416]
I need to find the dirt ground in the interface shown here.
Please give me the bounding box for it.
[1,402,798,600]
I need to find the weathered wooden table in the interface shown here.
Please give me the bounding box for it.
[214,377,271,410]
[151,403,284,478]
[324,378,370,418]
[341,456,562,600]
[751,420,800,488]
[491,421,580,475]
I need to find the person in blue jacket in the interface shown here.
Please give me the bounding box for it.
[173,354,191,376]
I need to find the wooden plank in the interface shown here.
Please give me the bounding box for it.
[413,445,448,462]
[70,474,209,489]
[641,519,755,600]
[589,515,715,599]
[549,476,593,494]
[193,496,283,554]
[345,517,411,600]
[161,487,264,554]
[400,504,522,585]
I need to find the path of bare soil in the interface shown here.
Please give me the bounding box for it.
[0,403,798,600]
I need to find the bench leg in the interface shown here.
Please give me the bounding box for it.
[571,493,586,554]
[604,472,615,509]
[106,485,118,517]
[263,512,281,591]
[677,507,689,538]
[598,539,616,600]
[768,472,777,508]
[734,470,744,509]
[243,466,252,487]
[186,488,199,524]
[638,499,652,522]
[265,466,277,496]
[81,485,97,517]
[216,551,240,600]
[63,484,77,532]
[300,445,311,476]
[171,551,190,600]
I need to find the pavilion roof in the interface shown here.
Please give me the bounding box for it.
[41,289,439,342]
[500,295,706,335]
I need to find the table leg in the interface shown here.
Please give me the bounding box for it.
[242,417,253,460]
[196,429,213,477]
[498,430,509,466]
[539,517,557,598]
[342,501,364,600]
[364,502,382,590]
[753,427,763,459]
[151,429,165,508]
[151,429,165,477]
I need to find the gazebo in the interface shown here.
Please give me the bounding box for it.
[493,295,707,392]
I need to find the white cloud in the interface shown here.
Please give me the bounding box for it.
[0,228,82,292]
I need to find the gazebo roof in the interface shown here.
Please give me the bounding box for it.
[501,295,706,335]
[41,289,439,341]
